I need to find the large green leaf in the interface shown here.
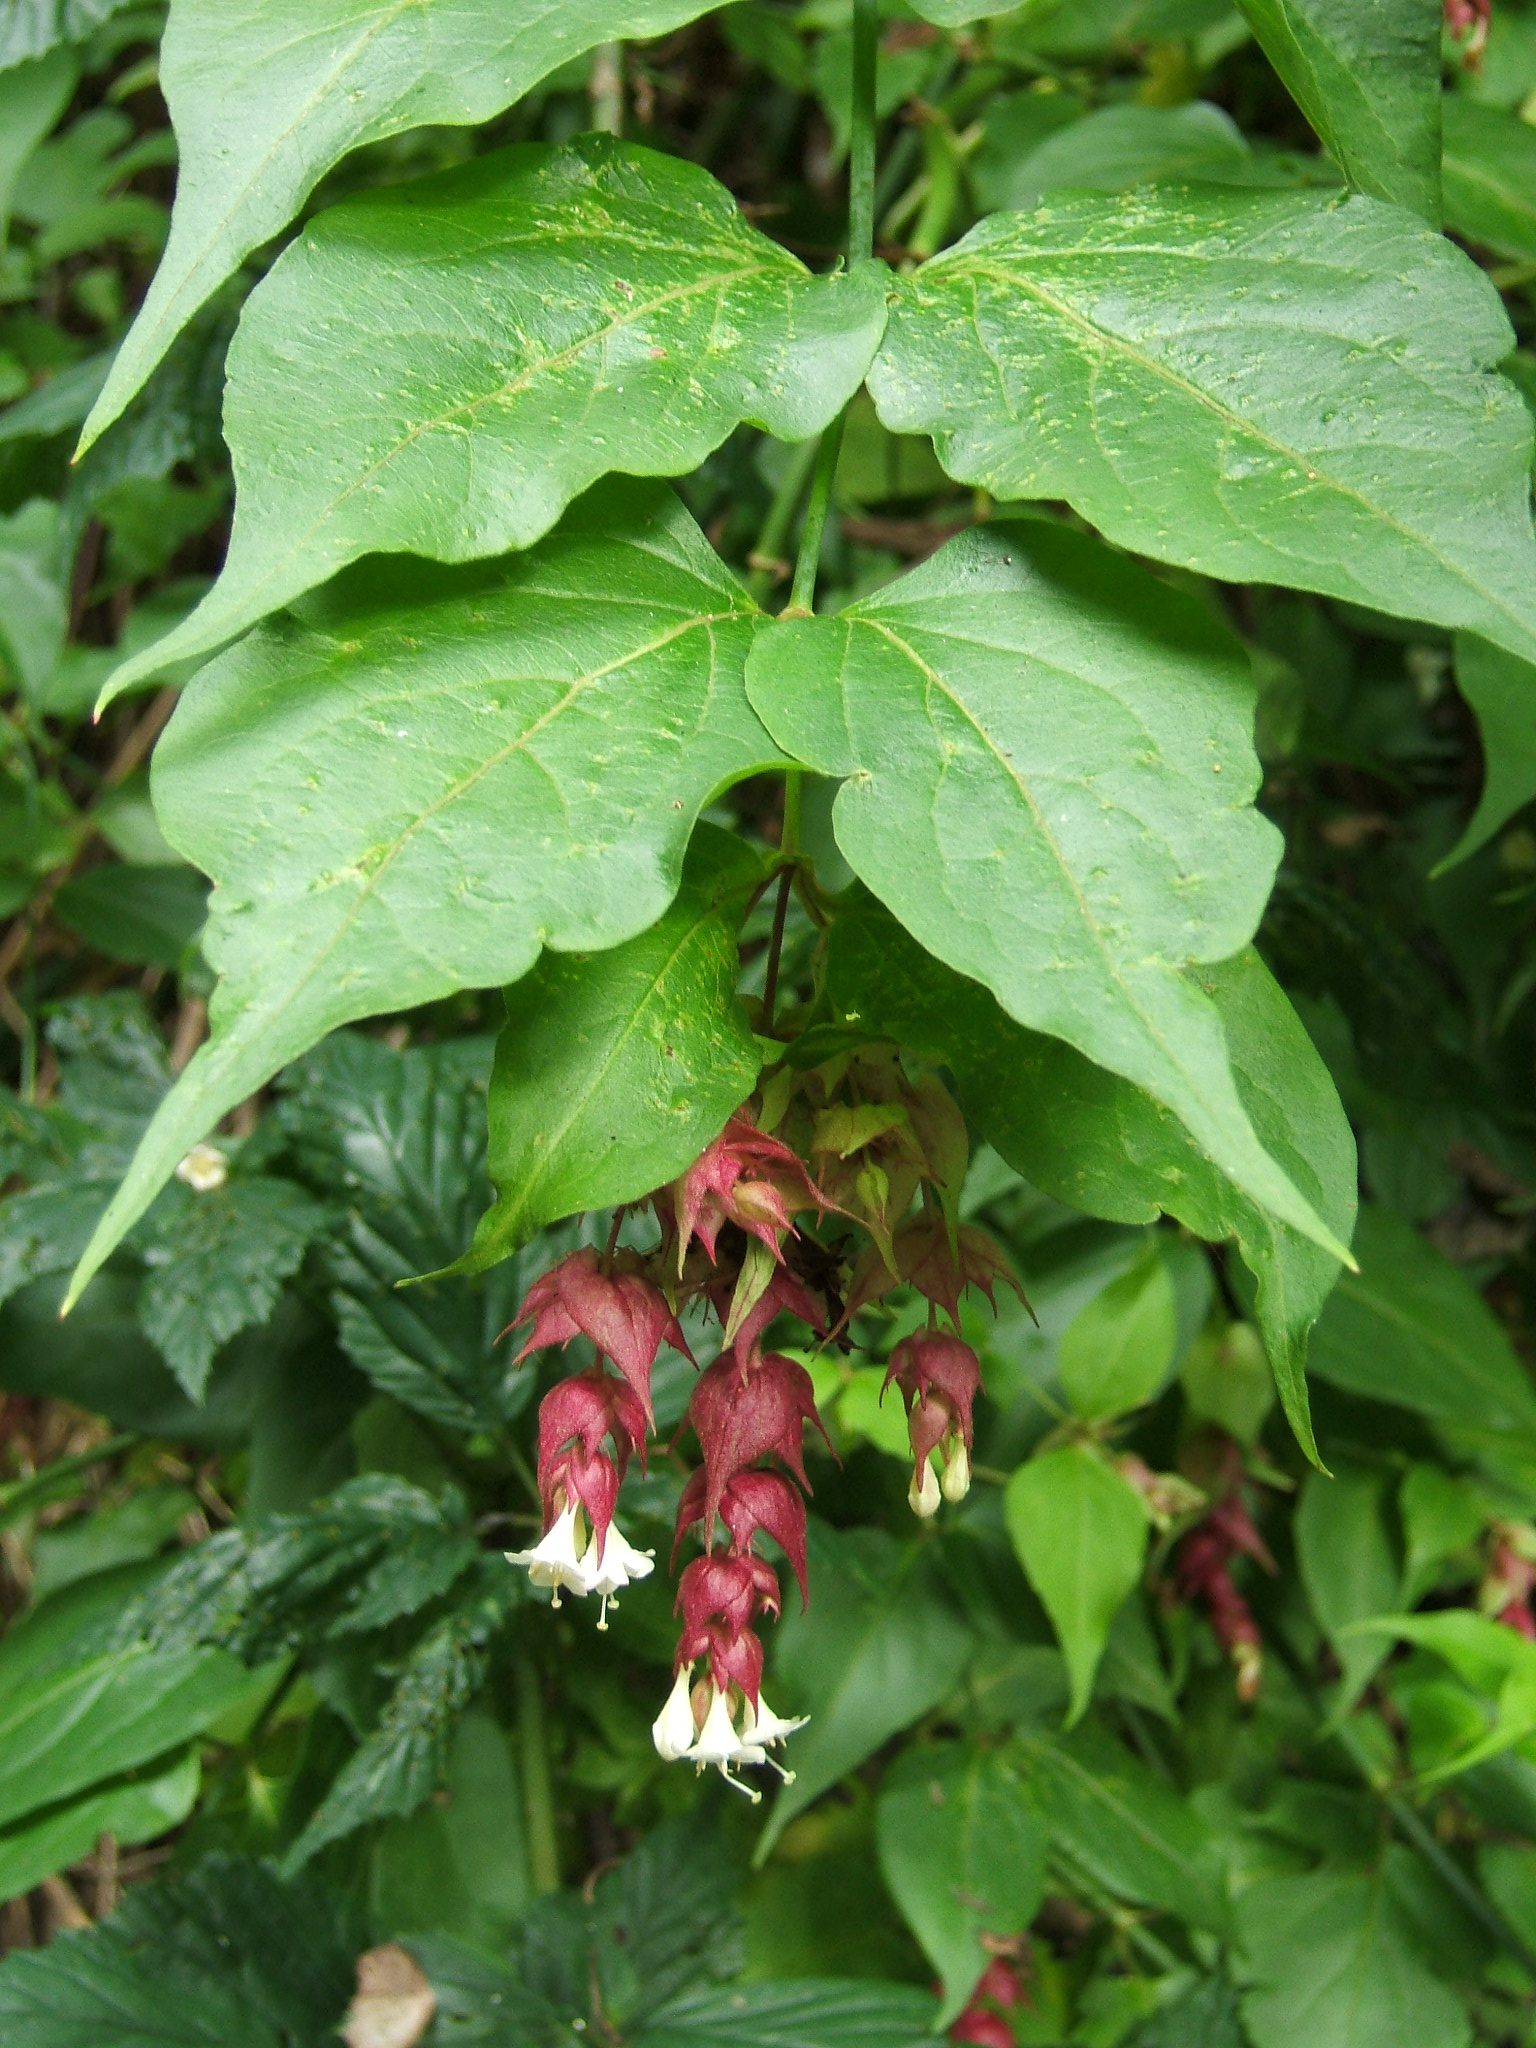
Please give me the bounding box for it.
[1294,1462,1399,1714]
[1439,634,1536,871]
[754,1526,975,1861]
[77,0,738,449]
[633,1982,940,2047]
[0,1749,199,1906]
[1005,1446,1147,1722]
[867,192,1536,671]
[749,521,1346,1264]
[1442,94,1536,261]
[0,50,76,236]
[1015,1721,1229,1934]
[825,899,1353,1459]
[103,139,888,700]
[0,1853,354,2048]
[875,1741,1046,2026]
[65,481,784,1310]
[1236,1851,1472,2048]
[1057,1244,1178,1422]
[1307,1204,1536,1443]
[467,825,763,1270]
[1236,0,1441,217]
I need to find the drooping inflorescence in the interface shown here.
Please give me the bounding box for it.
[503,1048,1027,1795]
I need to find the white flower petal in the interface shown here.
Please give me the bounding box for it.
[652,1666,699,1763]
[589,1523,655,1597]
[691,1686,745,1769]
[505,1500,595,1598]
[741,1692,808,1748]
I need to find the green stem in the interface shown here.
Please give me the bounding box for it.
[590,42,623,135]
[746,437,820,605]
[782,768,803,858]
[787,418,846,614]
[849,0,878,267]
[517,1655,560,1895]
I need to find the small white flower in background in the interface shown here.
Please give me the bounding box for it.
[652,1666,699,1763]
[175,1142,228,1193]
[587,1524,655,1630]
[505,1499,596,1607]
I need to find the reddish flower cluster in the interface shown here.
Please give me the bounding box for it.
[1481,1522,1536,1638]
[1173,1445,1273,1704]
[949,1959,1029,2047]
[502,1060,1023,1794]
[1445,0,1491,64]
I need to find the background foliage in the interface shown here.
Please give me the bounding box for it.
[2,2,1536,2045]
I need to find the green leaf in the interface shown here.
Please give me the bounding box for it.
[467,825,764,1269]
[867,191,1536,672]
[78,0,757,450]
[1015,1720,1229,1933]
[1438,634,1536,872]
[1307,1204,1536,1442]
[632,1981,940,2047]
[0,1646,252,1829]
[749,521,1347,1265]
[754,1526,974,1861]
[0,1853,354,2048]
[875,1741,1047,2026]
[1058,1245,1178,1422]
[973,99,1253,215]
[52,863,209,969]
[0,49,76,236]
[137,1175,334,1399]
[104,138,887,700]
[1443,96,1536,260]
[0,3,136,71]
[1236,1850,1473,2048]
[1235,0,1441,217]
[824,899,1354,1461]
[1294,1463,1399,1715]
[1005,1445,1147,1723]
[283,1566,514,1869]
[0,1748,199,1906]
[65,480,785,1311]
[0,498,67,698]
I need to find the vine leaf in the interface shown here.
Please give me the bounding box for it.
[822,897,1355,1462]
[76,0,733,451]
[103,139,890,702]
[465,824,765,1273]
[64,481,785,1313]
[1235,0,1442,218]
[1438,634,1536,872]
[1442,97,1536,263]
[868,190,1536,672]
[748,520,1349,1266]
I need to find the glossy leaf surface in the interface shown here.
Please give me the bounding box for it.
[66,482,784,1309]
[749,520,1346,1263]
[869,191,1536,671]
[104,139,889,698]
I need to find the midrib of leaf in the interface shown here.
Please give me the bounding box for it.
[1030,1741,1204,1889]
[1447,159,1526,210]
[942,254,1535,656]
[1339,1273,1534,1419]
[217,259,775,621]
[502,893,728,1222]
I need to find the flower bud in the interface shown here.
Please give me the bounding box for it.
[652,1665,699,1762]
[940,1439,971,1504]
[910,1456,942,1519]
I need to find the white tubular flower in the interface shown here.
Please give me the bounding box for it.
[652,1665,699,1763]
[505,1499,595,1607]
[909,1455,942,1519]
[737,1693,808,1782]
[691,1685,760,1802]
[589,1524,655,1628]
[940,1439,971,1504]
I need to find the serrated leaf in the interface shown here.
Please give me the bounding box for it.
[749,520,1345,1264]
[1236,1850,1472,2048]
[824,884,1352,1467]
[633,1981,940,2047]
[1307,1204,1536,1442]
[276,1032,532,1434]
[105,138,888,699]
[0,1852,354,2048]
[875,1741,1046,2026]
[1015,1720,1229,1934]
[1005,1446,1147,1723]
[1444,97,1536,272]
[755,1526,974,1862]
[867,191,1536,671]
[65,480,785,1312]
[467,825,763,1270]
[78,0,753,449]
[0,1,136,70]
[137,1175,333,1399]
[0,1748,199,1907]
[1236,0,1441,217]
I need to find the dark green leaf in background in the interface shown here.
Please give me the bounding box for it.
[1442,95,1536,262]
[467,823,764,1270]
[105,138,888,699]
[1439,633,1536,870]
[67,481,786,1308]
